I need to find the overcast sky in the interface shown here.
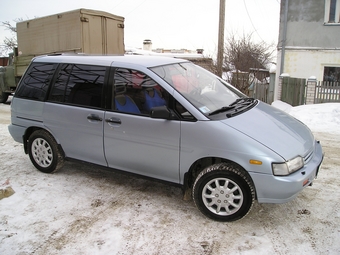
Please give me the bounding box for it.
[0,0,280,57]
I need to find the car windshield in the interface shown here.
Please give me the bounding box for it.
[151,62,249,116]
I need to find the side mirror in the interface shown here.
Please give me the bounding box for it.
[150,106,174,120]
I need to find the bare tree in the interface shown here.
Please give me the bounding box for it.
[223,33,275,94]
[0,20,21,57]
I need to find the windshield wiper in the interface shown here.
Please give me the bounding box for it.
[229,97,255,106]
[209,98,257,116]
[209,105,235,116]
[226,98,257,117]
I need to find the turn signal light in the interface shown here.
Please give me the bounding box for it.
[249,159,262,165]
[303,179,309,186]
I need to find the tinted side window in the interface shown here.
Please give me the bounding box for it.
[49,64,106,108]
[15,62,56,101]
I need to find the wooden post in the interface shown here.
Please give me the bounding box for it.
[217,0,225,78]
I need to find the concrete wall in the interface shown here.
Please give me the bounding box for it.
[278,0,340,48]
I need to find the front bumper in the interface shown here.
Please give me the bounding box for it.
[250,141,323,204]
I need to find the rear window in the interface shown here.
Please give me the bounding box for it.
[15,62,57,101]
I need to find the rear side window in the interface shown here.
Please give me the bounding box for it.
[15,62,56,101]
[49,64,106,108]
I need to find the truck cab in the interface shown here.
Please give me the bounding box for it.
[0,52,16,103]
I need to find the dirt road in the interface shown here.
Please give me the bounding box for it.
[0,101,339,255]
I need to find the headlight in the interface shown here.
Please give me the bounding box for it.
[272,156,304,176]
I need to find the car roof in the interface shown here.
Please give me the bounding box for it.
[32,54,189,68]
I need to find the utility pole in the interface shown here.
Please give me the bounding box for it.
[217,0,225,78]
[280,0,289,75]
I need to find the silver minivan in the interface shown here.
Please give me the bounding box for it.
[8,55,323,221]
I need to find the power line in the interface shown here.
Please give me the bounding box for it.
[243,0,264,41]
[125,0,148,17]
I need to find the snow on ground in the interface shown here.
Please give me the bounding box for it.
[272,100,340,134]
[1,100,340,255]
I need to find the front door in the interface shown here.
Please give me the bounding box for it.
[103,68,181,183]
[104,113,180,183]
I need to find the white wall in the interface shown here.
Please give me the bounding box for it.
[283,49,340,81]
[274,48,340,101]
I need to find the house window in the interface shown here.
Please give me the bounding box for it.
[330,0,337,22]
[323,66,340,82]
[325,0,340,24]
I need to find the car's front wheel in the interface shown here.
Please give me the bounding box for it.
[193,163,255,222]
[28,130,64,173]
[0,91,9,103]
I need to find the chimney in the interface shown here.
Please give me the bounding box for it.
[143,39,152,51]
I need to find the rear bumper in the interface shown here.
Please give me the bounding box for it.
[250,141,323,203]
[8,123,26,144]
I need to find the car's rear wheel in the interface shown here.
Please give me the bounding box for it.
[28,130,64,173]
[193,162,255,222]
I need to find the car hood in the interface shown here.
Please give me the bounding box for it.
[220,101,315,160]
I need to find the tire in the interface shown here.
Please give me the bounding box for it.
[193,163,255,222]
[0,92,8,103]
[27,130,64,173]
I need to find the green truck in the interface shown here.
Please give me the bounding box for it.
[0,8,125,103]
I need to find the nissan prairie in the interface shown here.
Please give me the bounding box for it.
[8,55,323,221]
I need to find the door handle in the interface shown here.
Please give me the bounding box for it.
[105,117,122,125]
[87,114,103,122]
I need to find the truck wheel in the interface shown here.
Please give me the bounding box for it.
[192,163,255,222]
[28,130,64,173]
[0,92,8,103]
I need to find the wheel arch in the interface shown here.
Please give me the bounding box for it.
[23,127,64,158]
[183,157,257,200]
